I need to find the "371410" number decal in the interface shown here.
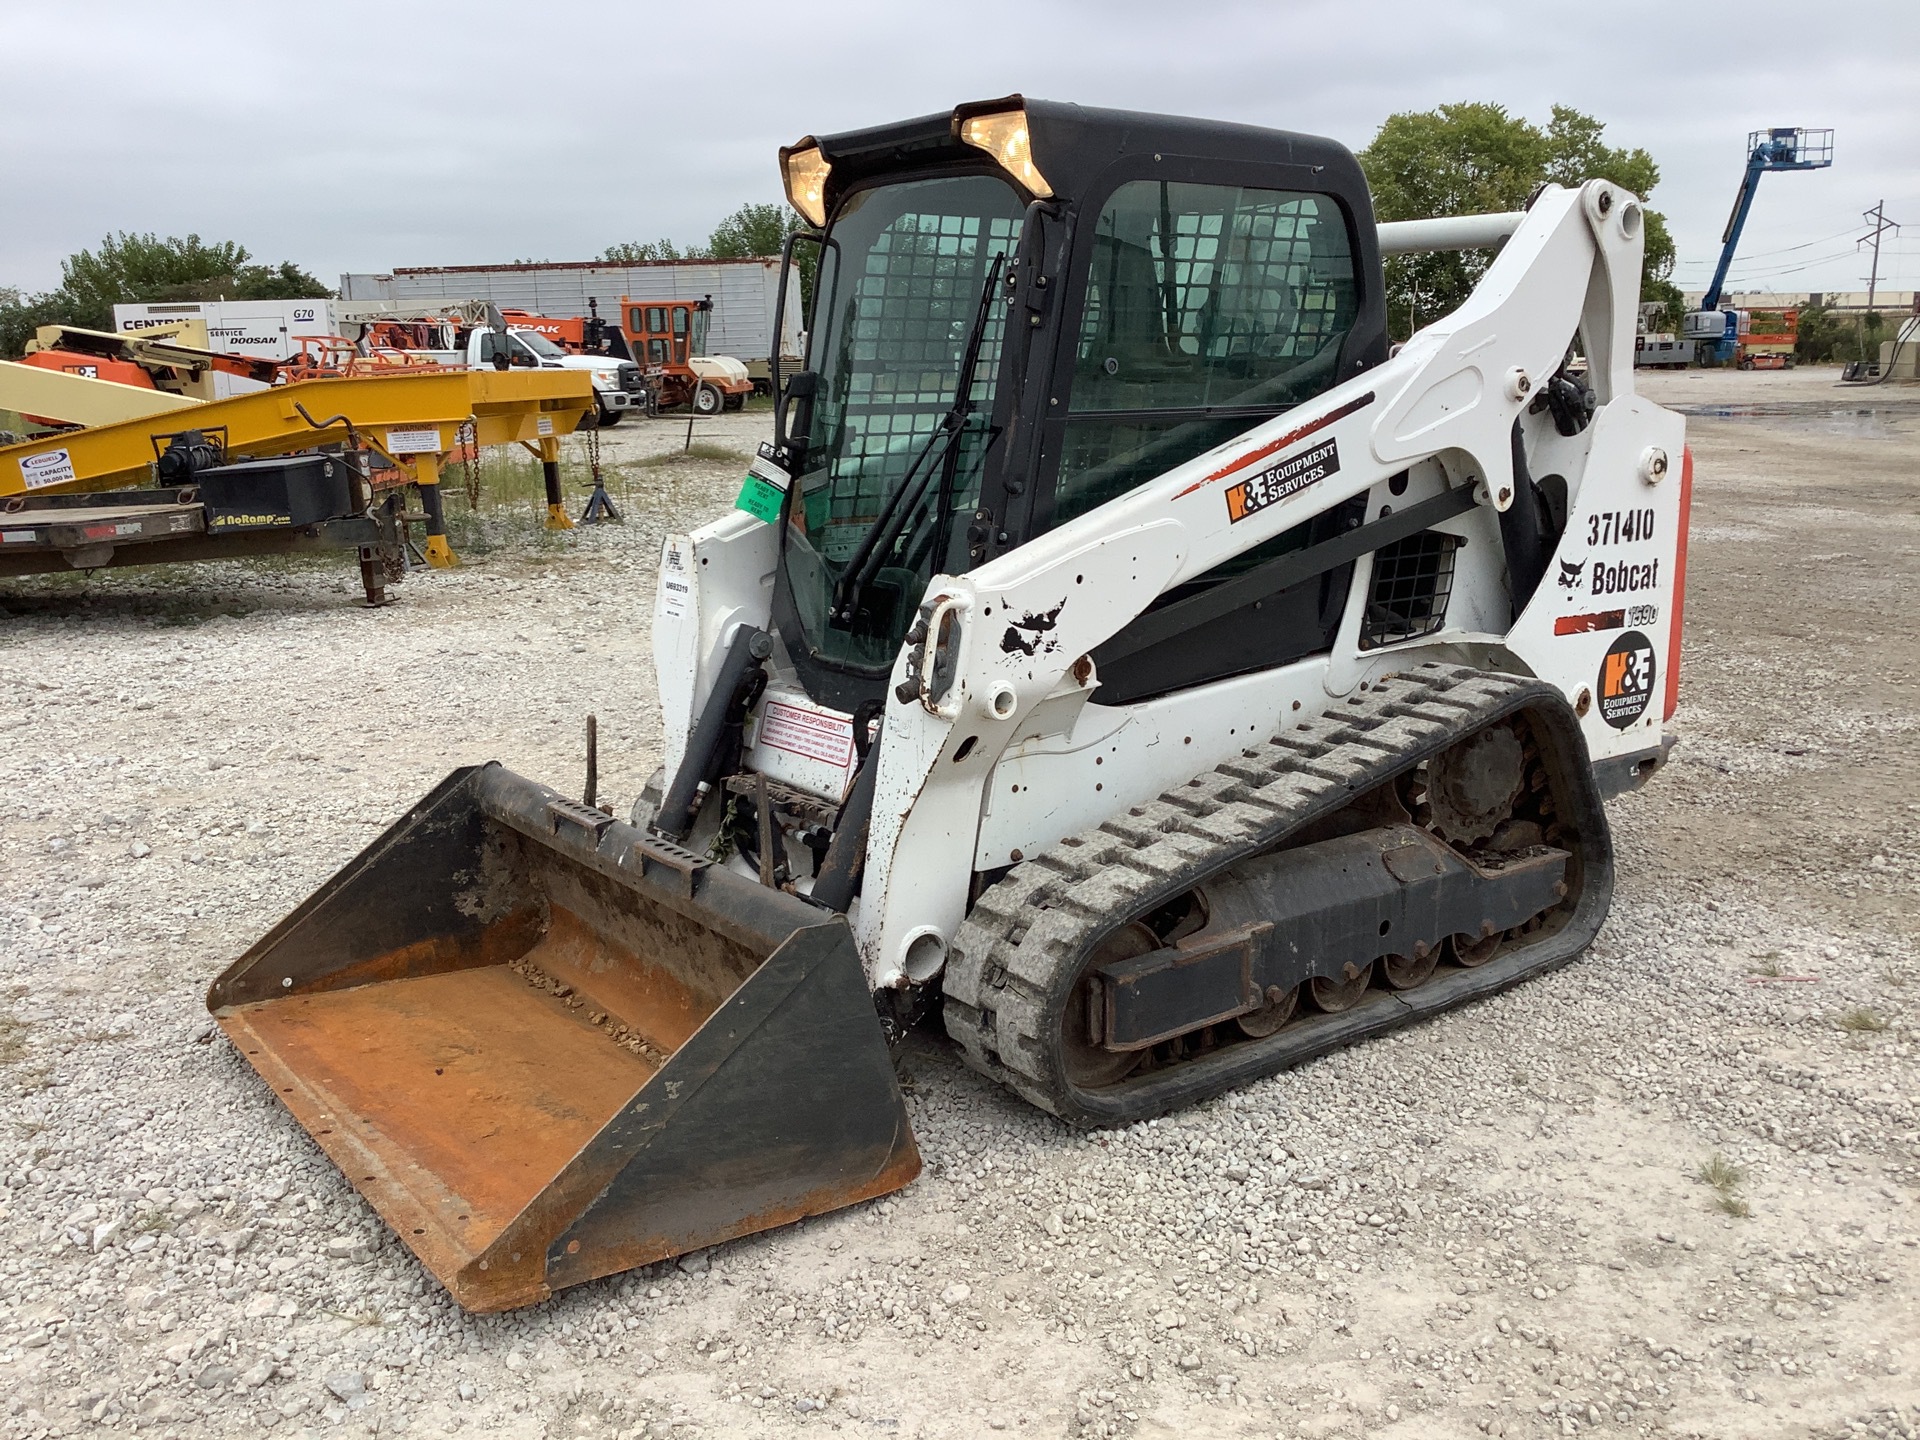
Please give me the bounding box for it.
[1588,508,1655,546]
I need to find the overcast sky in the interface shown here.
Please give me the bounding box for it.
[5,0,1916,301]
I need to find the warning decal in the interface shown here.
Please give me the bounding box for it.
[385,427,442,455]
[757,701,855,768]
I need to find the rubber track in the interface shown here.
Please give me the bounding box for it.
[942,662,1614,1127]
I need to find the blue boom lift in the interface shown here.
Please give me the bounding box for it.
[1683,128,1834,364]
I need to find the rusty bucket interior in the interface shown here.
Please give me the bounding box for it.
[208,764,920,1311]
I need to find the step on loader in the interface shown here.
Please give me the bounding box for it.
[210,97,1691,1310]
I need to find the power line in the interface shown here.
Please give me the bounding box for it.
[1702,225,1861,262]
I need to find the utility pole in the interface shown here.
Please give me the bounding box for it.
[1859,201,1901,313]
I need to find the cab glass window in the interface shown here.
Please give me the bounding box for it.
[1045,181,1357,528]
[646,307,667,334]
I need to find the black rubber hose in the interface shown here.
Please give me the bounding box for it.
[654,625,772,840]
[812,717,882,912]
[1499,420,1551,623]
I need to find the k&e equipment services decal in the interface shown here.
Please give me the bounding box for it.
[1597,630,1656,730]
[1224,437,1340,523]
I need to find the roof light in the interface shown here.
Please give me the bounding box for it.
[780,142,831,228]
[957,107,1053,199]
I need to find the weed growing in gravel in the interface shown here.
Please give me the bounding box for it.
[1697,1152,1753,1218]
[324,1307,387,1328]
[1750,954,1786,978]
[636,441,747,466]
[1697,1153,1745,1191]
[1836,1007,1889,1032]
[0,1013,26,1064]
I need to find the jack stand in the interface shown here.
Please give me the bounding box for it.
[416,454,458,568]
[541,443,575,531]
[581,481,621,524]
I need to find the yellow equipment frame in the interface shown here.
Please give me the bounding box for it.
[0,360,204,429]
[1,368,594,566]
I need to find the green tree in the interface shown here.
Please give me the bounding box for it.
[1359,103,1676,339]
[706,202,802,258]
[231,260,331,299]
[604,201,816,316]
[0,285,69,360]
[1,233,330,354]
[601,239,684,263]
[1795,304,1888,365]
[59,232,249,327]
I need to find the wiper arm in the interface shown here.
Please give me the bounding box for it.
[830,252,1005,629]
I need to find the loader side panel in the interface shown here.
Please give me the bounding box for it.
[209,767,543,1009]
[538,921,922,1293]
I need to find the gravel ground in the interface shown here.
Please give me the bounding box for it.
[2,372,1917,1440]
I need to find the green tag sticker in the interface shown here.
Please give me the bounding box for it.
[735,472,786,524]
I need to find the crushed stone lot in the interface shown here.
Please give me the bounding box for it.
[2,373,1918,1440]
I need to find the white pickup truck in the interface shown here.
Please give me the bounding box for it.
[430,326,649,426]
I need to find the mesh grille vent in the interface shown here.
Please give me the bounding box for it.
[1361,531,1459,649]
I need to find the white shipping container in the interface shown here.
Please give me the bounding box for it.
[113,299,342,397]
[338,259,803,369]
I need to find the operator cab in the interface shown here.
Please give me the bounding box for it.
[621,298,713,371]
[767,96,1389,712]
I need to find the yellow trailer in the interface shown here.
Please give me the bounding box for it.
[1,367,594,567]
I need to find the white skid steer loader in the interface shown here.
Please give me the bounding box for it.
[210,97,1690,1310]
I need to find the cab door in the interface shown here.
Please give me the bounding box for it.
[629,304,672,372]
[669,304,690,367]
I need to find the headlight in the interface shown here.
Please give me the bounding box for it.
[956,103,1052,199]
[780,142,831,228]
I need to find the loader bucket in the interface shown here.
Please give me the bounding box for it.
[207,764,920,1312]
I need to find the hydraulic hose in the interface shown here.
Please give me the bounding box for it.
[812,715,882,912]
[1499,420,1551,623]
[654,625,772,840]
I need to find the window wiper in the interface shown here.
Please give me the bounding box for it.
[829,251,1005,630]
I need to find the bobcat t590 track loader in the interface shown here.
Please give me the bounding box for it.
[210,98,1690,1310]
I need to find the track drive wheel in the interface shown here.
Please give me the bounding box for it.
[1061,924,1151,1089]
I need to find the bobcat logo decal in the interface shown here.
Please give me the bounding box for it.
[1557,558,1586,590]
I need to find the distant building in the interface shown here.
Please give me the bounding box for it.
[1682,289,1918,315]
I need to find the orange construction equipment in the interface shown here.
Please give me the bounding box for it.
[616,297,753,414]
[14,324,287,424]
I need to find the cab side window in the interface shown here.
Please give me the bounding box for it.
[1045,181,1357,529]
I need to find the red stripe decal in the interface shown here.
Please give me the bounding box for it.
[1663,446,1694,721]
[1174,391,1375,499]
[1554,610,1626,636]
